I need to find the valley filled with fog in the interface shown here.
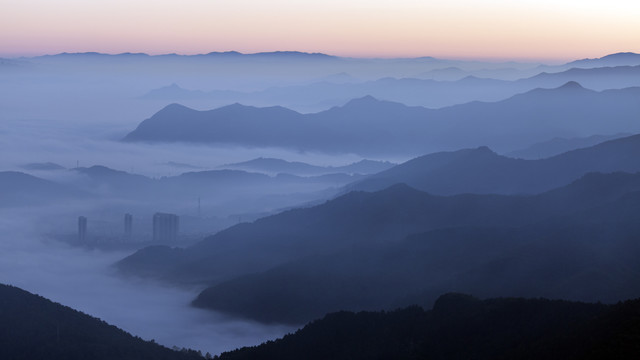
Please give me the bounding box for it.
[2,51,640,357]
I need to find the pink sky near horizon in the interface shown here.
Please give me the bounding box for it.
[1,0,639,62]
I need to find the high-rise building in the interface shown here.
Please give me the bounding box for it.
[124,213,133,240]
[152,213,179,242]
[78,216,87,242]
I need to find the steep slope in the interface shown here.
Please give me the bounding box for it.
[118,171,640,288]
[0,283,202,360]
[350,133,640,195]
[505,133,630,159]
[192,194,640,324]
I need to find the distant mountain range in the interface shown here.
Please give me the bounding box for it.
[0,171,86,207]
[217,294,640,360]
[0,283,203,360]
[140,63,640,111]
[566,52,640,68]
[26,51,640,68]
[124,83,640,156]
[70,164,363,199]
[1,161,366,222]
[348,133,640,195]
[20,162,66,171]
[221,158,395,176]
[505,133,631,159]
[33,51,338,60]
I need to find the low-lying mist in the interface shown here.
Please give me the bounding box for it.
[0,116,371,177]
[0,206,294,355]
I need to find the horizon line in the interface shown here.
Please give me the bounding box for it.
[4,50,637,64]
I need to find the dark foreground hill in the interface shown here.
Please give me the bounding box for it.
[193,216,640,324]
[0,283,202,360]
[217,294,640,360]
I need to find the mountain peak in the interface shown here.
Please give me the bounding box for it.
[347,95,379,105]
[558,81,584,90]
[339,95,404,110]
[160,103,193,113]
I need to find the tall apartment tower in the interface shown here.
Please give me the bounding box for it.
[152,213,179,242]
[124,213,133,240]
[78,216,87,242]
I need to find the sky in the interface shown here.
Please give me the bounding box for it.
[1,0,640,61]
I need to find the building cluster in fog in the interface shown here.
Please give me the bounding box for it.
[152,213,179,242]
[76,212,179,243]
[78,216,87,242]
[124,213,133,240]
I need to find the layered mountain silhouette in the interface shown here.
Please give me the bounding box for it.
[21,162,66,171]
[190,171,640,323]
[217,294,640,360]
[70,165,362,203]
[124,83,640,155]
[505,133,630,159]
[566,52,640,68]
[139,63,640,111]
[221,158,395,176]
[0,171,86,206]
[118,170,640,311]
[349,133,640,195]
[0,283,202,360]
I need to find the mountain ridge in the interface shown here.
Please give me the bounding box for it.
[124,82,640,155]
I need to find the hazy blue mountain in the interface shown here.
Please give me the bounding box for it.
[317,72,359,83]
[138,63,640,111]
[221,158,328,175]
[505,133,631,159]
[21,162,66,171]
[415,66,469,81]
[216,51,337,60]
[35,51,337,61]
[139,83,212,100]
[522,65,640,91]
[0,283,203,360]
[217,294,640,360]
[73,165,158,198]
[123,84,640,156]
[74,164,347,196]
[0,171,86,206]
[221,158,395,176]
[194,219,640,324]
[190,171,640,323]
[349,133,640,195]
[566,52,640,68]
[0,58,34,68]
[162,161,205,170]
[60,165,359,219]
[249,76,515,109]
[117,171,640,287]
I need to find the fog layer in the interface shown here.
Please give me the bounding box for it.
[0,207,293,355]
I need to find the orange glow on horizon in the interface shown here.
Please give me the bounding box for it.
[1,0,639,62]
